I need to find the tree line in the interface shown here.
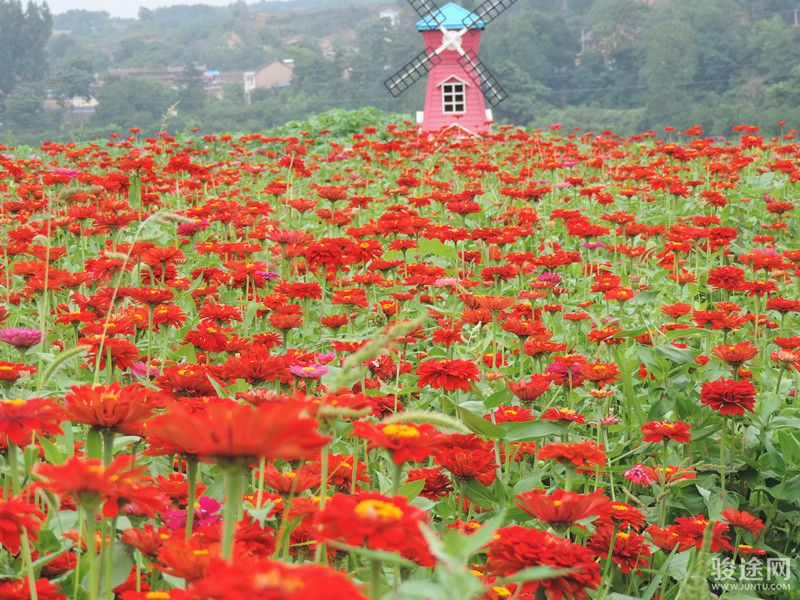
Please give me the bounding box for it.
[1,0,799,143]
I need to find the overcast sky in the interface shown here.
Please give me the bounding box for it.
[47,1,258,19]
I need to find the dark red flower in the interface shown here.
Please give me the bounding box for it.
[417,358,480,391]
[487,526,601,599]
[700,379,757,415]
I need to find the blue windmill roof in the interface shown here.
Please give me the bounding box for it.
[416,2,485,31]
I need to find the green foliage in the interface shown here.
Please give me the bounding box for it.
[1,82,56,135]
[0,0,52,94]
[92,77,178,132]
[52,59,95,103]
[3,0,798,141]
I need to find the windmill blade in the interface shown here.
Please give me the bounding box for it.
[458,52,507,106]
[462,0,519,28]
[384,50,439,97]
[408,0,444,27]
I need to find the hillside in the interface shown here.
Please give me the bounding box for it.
[1,0,798,142]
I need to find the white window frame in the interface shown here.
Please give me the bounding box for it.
[441,80,466,114]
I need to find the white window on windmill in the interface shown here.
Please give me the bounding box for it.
[441,79,466,114]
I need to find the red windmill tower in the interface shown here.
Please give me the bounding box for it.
[385,1,518,135]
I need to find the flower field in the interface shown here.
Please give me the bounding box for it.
[0,122,799,599]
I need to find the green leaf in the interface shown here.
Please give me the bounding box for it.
[655,345,696,365]
[457,405,505,439]
[38,436,64,465]
[417,238,459,261]
[205,374,229,398]
[326,541,417,567]
[504,565,575,583]
[397,478,425,500]
[462,480,497,509]
[501,420,565,442]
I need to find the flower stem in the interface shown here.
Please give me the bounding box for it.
[103,516,118,599]
[185,457,199,541]
[84,507,100,600]
[370,559,382,600]
[221,465,244,561]
[720,418,728,500]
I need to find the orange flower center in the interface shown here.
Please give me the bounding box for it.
[612,504,628,511]
[252,570,304,592]
[354,499,403,521]
[553,500,562,507]
[146,593,173,600]
[382,424,421,439]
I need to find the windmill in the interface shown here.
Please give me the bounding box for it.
[385,0,518,135]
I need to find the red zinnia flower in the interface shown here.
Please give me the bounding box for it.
[145,400,329,462]
[0,578,65,600]
[516,489,608,528]
[315,491,433,566]
[37,455,166,517]
[0,397,62,447]
[352,421,442,464]
[0,493,44,554]
[487,526,601,599]
[641,421,692,443]
[721,508,764,536]
[435,433,498,486]
[508,374,553,402]
[417,358,480,392]
[537,441,606,473]
[62,382,154,434]
[700,378,757,415]
[187,556,368,600]
[406,467,454,499]
[712,342,759,367]
[540,408,585,424]
[672,515,732,552]
[587,529,651,574]
[595,501,647,531]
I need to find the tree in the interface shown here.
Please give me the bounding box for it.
[0,0,52,95]
[52,59,94,104]
[92,77,178,132]
[177,65,207,114]
[642,20,697,121]
[0,81,49,133]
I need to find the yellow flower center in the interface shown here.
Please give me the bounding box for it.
[553,500,562,507]
[354,499,403,521]
[493,587,512,598]
[617,531,630,540]
[192,549,209,556]
[2,398,25,405]
[146,593,173,600]
[612,504,629,511]
[382,424,420,439]
[0,365,14,370]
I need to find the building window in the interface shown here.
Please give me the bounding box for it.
[442,81,465,114]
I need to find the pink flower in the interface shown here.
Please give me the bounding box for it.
[164,496,221,531]
[623,464,655,486]
[0,328,42,349]
[289,364,329,379]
